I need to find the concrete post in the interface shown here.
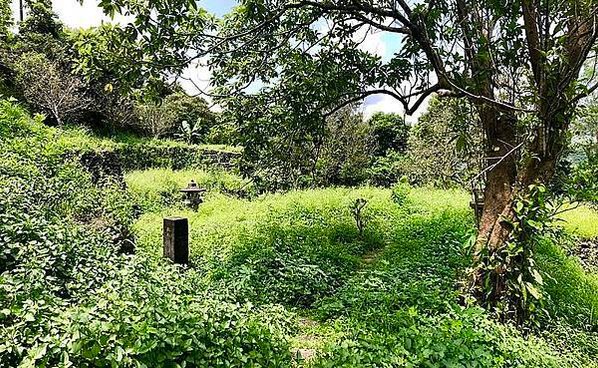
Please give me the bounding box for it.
[163,217,189,265]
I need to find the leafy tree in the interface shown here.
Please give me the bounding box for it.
[86,0,598,318]
[19,0,61,38]
[164,91,216,141]
[206,114,238,145]
[573,93,598,159]
[368,112,409,157]
[316,106,375,186]
[0,0,13,96]
[0,0,93,123]
[563,92,598,204]
[400,97,482,188]
[133,100,177,138]
[0,0,11,40]
[13,52,92,125]
[366,112,410,187]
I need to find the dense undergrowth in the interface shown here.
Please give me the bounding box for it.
[2,100,598,367]
[132,182,598,367]
[0,101,289,367]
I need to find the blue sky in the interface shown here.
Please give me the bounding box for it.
[202,0,237,17]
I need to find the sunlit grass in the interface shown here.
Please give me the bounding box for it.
[125,168,250,211]
[53,125,242,153]
[558,204,598,240]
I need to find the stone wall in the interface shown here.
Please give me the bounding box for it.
[71,145,240,184]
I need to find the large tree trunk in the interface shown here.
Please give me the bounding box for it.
[476,108,518,253]
[471,105,567,314]
[469,105,519,305]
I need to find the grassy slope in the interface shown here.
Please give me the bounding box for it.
[56,126,243,153]
[130,173,598,367]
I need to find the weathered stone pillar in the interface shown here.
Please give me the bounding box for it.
[163,217,189,265]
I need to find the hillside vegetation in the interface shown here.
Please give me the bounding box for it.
[1,101,598,366]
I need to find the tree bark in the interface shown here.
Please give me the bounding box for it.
[476,108,518,254]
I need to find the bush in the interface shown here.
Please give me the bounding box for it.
[0,100,293,367]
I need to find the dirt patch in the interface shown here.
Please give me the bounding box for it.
[576,240,598,273]
[362,248,384,265]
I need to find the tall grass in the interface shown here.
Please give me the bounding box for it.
[125,168,251,211]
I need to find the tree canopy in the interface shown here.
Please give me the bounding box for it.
[70,0,598,318]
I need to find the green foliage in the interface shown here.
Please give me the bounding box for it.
[390,180,411,206]
[473,185,561,325]
[368,112,409,157]
[235,105,406,191]
[73,0,213,96]
[566,154,598,205]
[125,168,252,211]
[166,91,216,142]
[12,51,92,125]
[2,100,598,366]
[0,99,293,367]
[535,236,598,329]
[132,91,215,141]
[400,97,482,188]
[19,0,62,38]
[175,118,202,144]
[315,106,375,187]
[368,149,406,187]
[311,309,572,368]
[52,125,241,172]
[134,188,394,307]
[0,0,12,40]
[206,114,239,145]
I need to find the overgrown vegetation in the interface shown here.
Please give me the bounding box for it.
[1,0,598,365]
[130,173,598,367]
[0,99,290,368]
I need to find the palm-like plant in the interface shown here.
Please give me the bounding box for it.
[176,118,202,144]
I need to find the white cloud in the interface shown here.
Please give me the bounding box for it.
[52,0,117,28]
[356,28,386,58]
[362,94,429,124]
[10,0,127,28]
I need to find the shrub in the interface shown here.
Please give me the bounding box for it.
[0,100,292,367]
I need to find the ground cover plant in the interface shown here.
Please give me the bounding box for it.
[0,101,291,367]
[131,168,598,367]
